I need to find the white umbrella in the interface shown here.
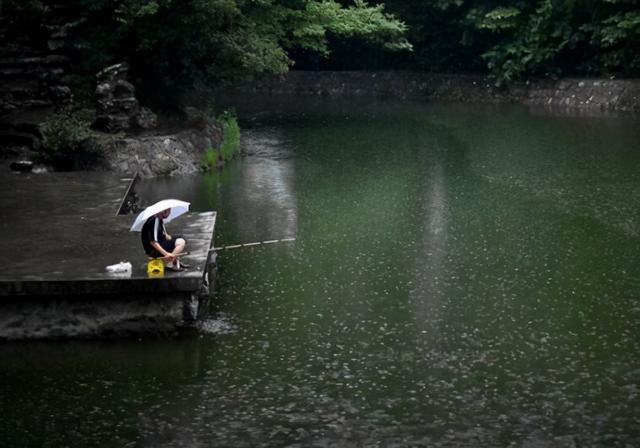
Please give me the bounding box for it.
[130,199,190,232]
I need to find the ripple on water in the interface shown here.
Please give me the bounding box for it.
[197,314,238,335]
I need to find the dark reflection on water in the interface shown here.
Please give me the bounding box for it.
[2,97,640,447]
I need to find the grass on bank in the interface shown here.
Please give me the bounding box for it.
[202,111,240,170]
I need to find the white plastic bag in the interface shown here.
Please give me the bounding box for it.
[105,261,132,275]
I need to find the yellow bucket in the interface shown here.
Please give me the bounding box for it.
[147,258,165,277]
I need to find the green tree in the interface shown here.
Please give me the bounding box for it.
[475,0,640,84]
[584,0,640,75]
[325,0,639,82]
[55,0,410,105]
[3,0,637,93]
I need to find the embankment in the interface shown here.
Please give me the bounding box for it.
[233,71,640,113]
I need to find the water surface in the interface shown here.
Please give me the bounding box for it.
[2,97,640,447]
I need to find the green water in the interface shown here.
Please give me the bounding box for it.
[2,98,640,447]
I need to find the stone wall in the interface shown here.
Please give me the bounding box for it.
[0,283,218,339]
[0,21,73,153]
[0,294,186,339]
[0,53,71,115]
[238,71,640,112]
[512,78,640,111]
[0,0,72,116]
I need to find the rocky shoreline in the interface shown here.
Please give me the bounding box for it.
[1,61,224,177]
[235,71,640,113]
[98,122,223,177]
[1,115,224,178]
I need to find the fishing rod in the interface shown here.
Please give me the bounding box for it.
[171,237,297,256]
[212,237,296,251]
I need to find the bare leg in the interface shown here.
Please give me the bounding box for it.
[173,238,186,256]
[172,238,187,268]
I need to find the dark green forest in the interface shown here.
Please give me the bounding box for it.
[311,0,640,84]
[2,0,639,101]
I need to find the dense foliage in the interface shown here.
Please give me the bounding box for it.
[315,0,640,84]
[35,0,409,104]
[1,0,638,100]
[461,0,640,84]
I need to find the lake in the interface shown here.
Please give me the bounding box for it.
[2,96,639,447]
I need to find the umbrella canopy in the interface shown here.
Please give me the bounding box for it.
[130,199,190,232]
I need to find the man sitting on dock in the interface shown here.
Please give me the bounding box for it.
[141,209,189,271]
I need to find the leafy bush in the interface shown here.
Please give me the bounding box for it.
[39,110,100,170]
[319,0,640,84]
[475,0,640,85]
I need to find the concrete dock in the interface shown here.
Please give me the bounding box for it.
[0,169,217,339]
